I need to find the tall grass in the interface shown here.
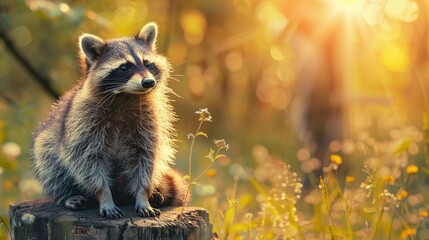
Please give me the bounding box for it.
[193,125,428,239]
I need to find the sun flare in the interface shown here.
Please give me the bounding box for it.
[327,0,365,14]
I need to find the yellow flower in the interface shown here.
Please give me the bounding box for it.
[207,169,217,177]
[400,228,416,239]
[3,180,12,190]
[406,164,419,175]
[382,176,395,185]
[397,189,408,200]
[330,154,342,165]
[345,176,355,183]
[183,175,191,181]
[420,210,429,218]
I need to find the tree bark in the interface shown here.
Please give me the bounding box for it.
[9,199,213,240]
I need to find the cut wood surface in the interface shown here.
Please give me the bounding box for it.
[9,199,213,240]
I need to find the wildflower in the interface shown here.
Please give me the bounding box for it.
[397,189,408,200]
[195,108,212,122]
[206,169,217,177]
[400,228,416,239]
[330,154,342,165]
[214,139,229,151]
[420,210,429,218]
[406,164,419,175]
[345,176,355,183]
[183,175,191,181]
[21,213,36,224]
[4,180,12,190]
[382,176,395,185]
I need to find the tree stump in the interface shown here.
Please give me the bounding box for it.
[9,199,213,240]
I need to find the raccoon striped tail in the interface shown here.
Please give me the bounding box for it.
[150,168,190,208]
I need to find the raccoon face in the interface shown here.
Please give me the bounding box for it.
[79,22,170,95]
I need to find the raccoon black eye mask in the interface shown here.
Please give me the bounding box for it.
[31,22,189,219]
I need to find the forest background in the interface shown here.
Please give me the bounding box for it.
[0,0,428,239]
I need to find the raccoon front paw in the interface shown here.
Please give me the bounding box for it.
[135,205,161,218]
[100,204,124,219]
[65,195,87,210]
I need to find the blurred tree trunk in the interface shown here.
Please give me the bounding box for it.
[287,1,346,179]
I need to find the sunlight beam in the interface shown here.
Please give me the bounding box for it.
[326,0,365,15]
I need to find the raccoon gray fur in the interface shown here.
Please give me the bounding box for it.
[31,22,188,219]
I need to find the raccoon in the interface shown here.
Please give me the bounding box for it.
[31,22,188,219]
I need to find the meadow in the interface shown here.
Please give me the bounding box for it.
[1,0,428,239]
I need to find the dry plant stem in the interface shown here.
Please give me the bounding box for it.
[182,148,222,217]
[193,148,220,182]
[388,210,395,240]
[345,200,353,240]
[333,171,352,239]
[180,188,192,218]
[229,176,239,232]
[180,121,204,217]
[189,121,204,179]
[247,214,253,240]
[320,177,334,240]
[372,201,385,240]
[221,176,239,240]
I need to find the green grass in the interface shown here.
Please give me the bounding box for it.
[1,110,429,240]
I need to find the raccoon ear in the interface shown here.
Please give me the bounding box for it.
[137,22,158,50]
[79,34,106,63]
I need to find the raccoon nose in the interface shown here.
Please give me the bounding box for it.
[141,78,155,88]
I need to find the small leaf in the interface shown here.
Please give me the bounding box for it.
[196,132,208,138]
[183,175,191,180]
[393,138,412,155]
[226,197,239,209]
[205,148,215,161]
[214,154,226,160]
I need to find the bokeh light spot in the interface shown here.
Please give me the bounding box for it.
[297,148,310,161]
[270,46,285,61]
[180,9,207,45]
[111,6,146,35]
[379,43,409,72]
[188,77,205,98]
[363,3,382,25]
[385,0,419,22]
[11,26,32,47]
[329,140,342,152]
[408,143,419,155]
[58,3,70,13]
[2,142,21,158]
[225,52,243,72]
[256,1,279,23]
[167,42,188,65]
